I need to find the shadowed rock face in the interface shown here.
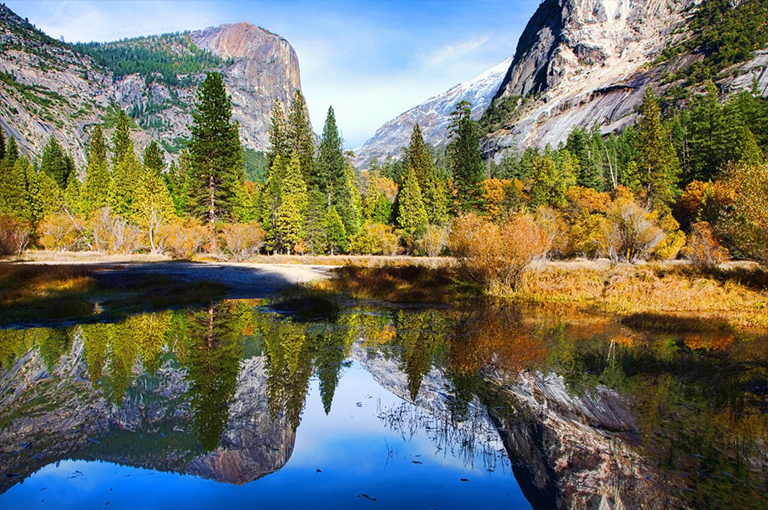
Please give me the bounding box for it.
[0,336,294,492]
[0,5,302,168]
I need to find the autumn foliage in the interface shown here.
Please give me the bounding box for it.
[449,212,550,292]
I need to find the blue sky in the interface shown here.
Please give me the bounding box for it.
[5,0,539,148]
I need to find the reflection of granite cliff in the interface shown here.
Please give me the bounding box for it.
[0,333,294,492]
[352,342,674,509]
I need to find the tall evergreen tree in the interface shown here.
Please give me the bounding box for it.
[111,109,132,167]
[274,152,308,253]
[268,99,289,167]
[4,136,18,169]
[304,189,328,254]
[396,167,429,243]
[315,106,344,201]
[110,145,141,217]
[40,135,72,189]
[635,88,681,209]
[335,163,362,236]
[287,90,314,183]
[188,72,245,224]
[260,154,288,251]
[142,140,165,175]
[447,101,485,211]
[406,124,448,224]
[81,125,112,216]
[324,205,347,255]
[0,128,6,163]
[688,81,727,182]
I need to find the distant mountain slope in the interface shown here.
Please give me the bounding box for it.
[353,56,513,169]
[0,4,303,170]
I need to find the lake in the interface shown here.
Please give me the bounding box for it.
[0,300,766,509]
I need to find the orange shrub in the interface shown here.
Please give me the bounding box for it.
[220,222,266,261]
[605,197,664,263]
[449,212,550,292]
[39,212,86,251]
[157,218,208,259]
[0,215,30,256]
[683,221,730,268]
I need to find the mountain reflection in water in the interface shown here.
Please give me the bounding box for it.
[0,301,766,509]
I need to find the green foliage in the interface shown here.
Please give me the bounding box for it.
[274,153,308,253]
[335,164,363,237]
[447,101,485,211]
[243,149,268,184]
[478,95,521,136]
[73,33,225,86]
[287,90,314,185]
[0,128,5,162]
[142,140,165,174]
[324,205,348,255]
[396,167,429,243]
[40,135,73,189]
[267,99,289,167]
[315,106,344,200]
[111,110,133,167]
[635,89,681,209]
[659,0,768,85]
[188,72,245,224]
[406,124,448,224]
[110,146,141,218]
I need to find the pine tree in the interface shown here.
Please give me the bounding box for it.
[260,154,287,251]
[735,126,765,166]
[142,141,165,174]
[0,128,6,163]
[635,88,681,209]
[80,125,112,216]
[40,135,71,189]
[110,144,141,218]
[274,152,308,254]
[406,124,448,224]
[447,101,485,211]
[166,154,192,216]
[324,206,347,255]
[396,167,429,243]
[335,163,362,236]
[268,99,289,167]
[63,171,82,214]
[688,81,727,182]
[287,90,314,184]
[5,136,18,169]
[188,72,246,225]
[315,106,344,201]
[111,109,132,167]
[0,157,30,220]
[304,189,328,254]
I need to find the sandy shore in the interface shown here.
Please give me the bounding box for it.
[12,259,337,298]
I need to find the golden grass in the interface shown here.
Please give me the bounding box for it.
[517,263,768,329]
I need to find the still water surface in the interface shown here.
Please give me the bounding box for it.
[0,300,765,509]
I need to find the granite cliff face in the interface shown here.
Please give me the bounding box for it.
[484,0,700,158]
[0,4,303,168]
[353,57,512,168]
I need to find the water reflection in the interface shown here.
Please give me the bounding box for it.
[0,301,766,508]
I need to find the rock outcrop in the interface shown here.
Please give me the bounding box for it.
[353,57,512,169]
[0,4,303,169]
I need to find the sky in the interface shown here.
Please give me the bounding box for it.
[5,0,539,148]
